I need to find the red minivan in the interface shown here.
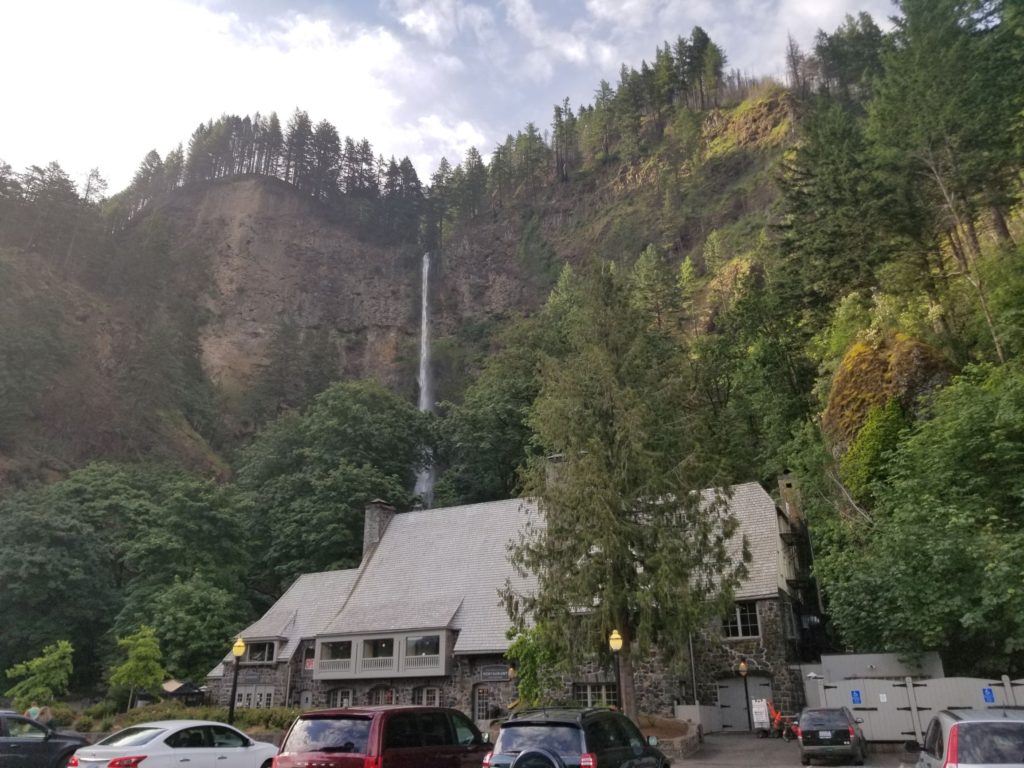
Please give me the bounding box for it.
[273,706,490,768]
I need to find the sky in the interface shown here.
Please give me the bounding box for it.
[1,0,896,193]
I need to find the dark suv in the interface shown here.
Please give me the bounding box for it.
[0,710,89,768]
[483,708,669,768]
[274,705,490,768]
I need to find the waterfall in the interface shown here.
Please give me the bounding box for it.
[413,252,435,505]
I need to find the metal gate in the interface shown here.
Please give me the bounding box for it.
[717,675,773,731]
[814,676,1024,742]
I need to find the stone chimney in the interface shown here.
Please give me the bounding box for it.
[778,470,802,523]
[362,499,395,563]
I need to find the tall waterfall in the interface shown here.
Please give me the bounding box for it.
[413,252,435,505]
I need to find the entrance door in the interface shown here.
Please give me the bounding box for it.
[717,676,774,731]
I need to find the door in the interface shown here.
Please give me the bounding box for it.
[448,710,490,767]
[0,715,53,767]
[717,676,774,731]
[164,724,216,768]
[207,724,254,768]
[379,711,444,768]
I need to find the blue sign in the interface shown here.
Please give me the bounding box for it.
[851,690,862,705]
[983,687,995,704]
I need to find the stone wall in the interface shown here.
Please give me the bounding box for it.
[693,597,805,714]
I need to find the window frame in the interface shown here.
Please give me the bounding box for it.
[722,601,760,639]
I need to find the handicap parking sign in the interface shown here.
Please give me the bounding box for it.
[983,687,995,704]
[851,690,862,705]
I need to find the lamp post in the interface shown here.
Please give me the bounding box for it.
[227,637,246,725]
[608,630,623,709]
[738,657,752,731]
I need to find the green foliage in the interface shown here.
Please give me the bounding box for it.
[0,462,248,689]
[505,625,568,707]
[507,261,747,707]
[4,640,74,709]
[237,380,428,594]
[516,212,560,290]
[838,399,910,503]
[149,575,249,682]
[816,362,1024,673]
[110,626,166,707]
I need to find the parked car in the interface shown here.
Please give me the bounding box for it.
[483,707,669,768]
[906,708,1024,768]
[273,705,490,767]
[0,710,89,768]
[796,707,866,766]
[69,719,277,768]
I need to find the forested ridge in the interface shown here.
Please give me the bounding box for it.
[1,0,1023,701]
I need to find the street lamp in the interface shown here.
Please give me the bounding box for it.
[608,630,623,709]
[227,637,246,725]
[737,657,752,731]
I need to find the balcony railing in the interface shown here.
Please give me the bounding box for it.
[361,656,396,672]
[318,658,352,672]
[404,654,441,669]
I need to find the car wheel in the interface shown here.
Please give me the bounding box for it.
[854,746,865,766]
[260,761,273,768]
[800,756,810,766]
[510,747,566,768]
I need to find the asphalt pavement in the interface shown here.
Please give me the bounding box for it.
[681,732,911,768]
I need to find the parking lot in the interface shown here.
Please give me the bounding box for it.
[683,733,911,768]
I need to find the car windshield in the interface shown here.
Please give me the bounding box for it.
[282,716,372,754]
[958,722,1024,764]
[801,710,850,729]
[97,727,165,746]
[495,724,583,755]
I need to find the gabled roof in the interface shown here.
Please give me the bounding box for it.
[209,568,360,677]
[720,482,790,600]
[320,498,539,654]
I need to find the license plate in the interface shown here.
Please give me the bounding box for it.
[820,730,832,739]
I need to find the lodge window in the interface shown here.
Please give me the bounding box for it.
[573,682,618,708]
[412,686,440,706]
[327,688,353,707]
[323,641,353,660]
[363,638,395,658]
[235,685,275,708]
[723,601,760,638]
[370,685,395,705]
[406,635,440,656]
[245,642,275,662]
[473,685,495,721]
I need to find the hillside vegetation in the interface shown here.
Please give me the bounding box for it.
[1,0,1023,697]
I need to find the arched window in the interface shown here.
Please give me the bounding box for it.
[369,685,395,705]
[412,686,440,706]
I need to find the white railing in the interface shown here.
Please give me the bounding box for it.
[318,659,352,672]
[361,656,396,672]
[404,655,441,669]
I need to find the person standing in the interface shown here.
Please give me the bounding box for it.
[24,702,41,720]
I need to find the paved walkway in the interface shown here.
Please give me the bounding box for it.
[681,732,910,768]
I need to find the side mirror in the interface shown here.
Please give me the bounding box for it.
[904,741,922,754]
[647,735,660,747]
[855,718,864,724]
[482,733,491,744]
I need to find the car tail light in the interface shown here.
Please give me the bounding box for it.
[943,724,959,768]
[108,758,148,768]
[848,726,856,738]
[362,757,382,768]
[482,751,492,767]
[580,753,598,768]
[794,725,801,739]
[68,758,79,767]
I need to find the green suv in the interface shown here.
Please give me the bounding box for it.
[483,708,669,768]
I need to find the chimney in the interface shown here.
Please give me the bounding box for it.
[363,499,395,563]
[777,470,802,523]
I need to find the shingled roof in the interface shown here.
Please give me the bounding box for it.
[321,497,540,654]
[215,482,788,675]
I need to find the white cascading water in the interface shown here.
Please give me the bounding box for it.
[413,252,435,506]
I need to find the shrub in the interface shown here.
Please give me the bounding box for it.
[85,700,119,719]
[74,716,94,733]
[47,703,75,727]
